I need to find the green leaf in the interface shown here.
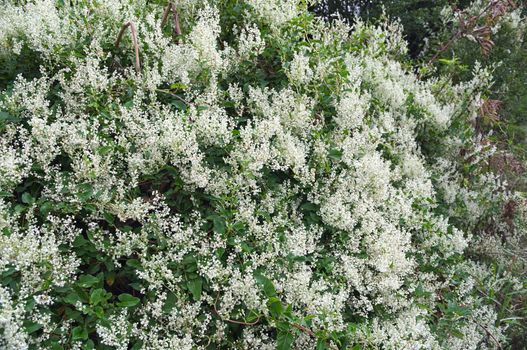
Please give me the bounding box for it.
[50,341,64,350]
[90,288,108,306]
[316,340,328,350]
[117,293,140,307]
[93,306,104,318]
[39,201,53,216]
[254,272,276,297]
[23,320,42,334]
[450,328,465,339]
[300,202,318,212]
[215,247,225,258]
[14,204,25,214]
[328,148,343,161]
[97,145,113,156]
[276,332,294,350]
[72,326,88,340]
[129,282,143,291]
[438,57,460,66]
[0,191,13,198]
[183,255,197,272]
[0,111,21,123]
[21,192,35,204]
[103,212,115,225]
[83,339,95,350]
[65,308,82,322]
[131,341,144,350]
[72,235,88,248]
[171,99,187,111]
[209,215,226,235]
[0,111,11,121]
[77,275,99,288]
[64,293,82,305]
[187,279,203,301]
[126,259,142,270]
[240,241,253,253]
[268,297,283,318]
[276,320,292,332]
[78,184,93,201]
[163,291,177,313]
[24,298,36,312]
[170,82,188,90]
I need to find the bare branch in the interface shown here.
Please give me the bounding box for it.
[476,321,503,350]
[161,2,182,40]
[115,21,141,74]
[427,0,515,65]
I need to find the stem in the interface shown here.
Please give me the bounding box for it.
[161,2,182,39]
[291,322,315,337]
[155,88,190,105]
[476,321,503,350]
[115,21,141,74]
[212,296,338,349]
[427,32,462,66]
[212,294,261,326]
[427,0,499,66]
[290,322,339,350]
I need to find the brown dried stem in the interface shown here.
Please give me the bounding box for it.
[161,2,182,39]
[291,322,315,337]
[427,0,511,65]
[115,21,141,74]
[476,321,503,350]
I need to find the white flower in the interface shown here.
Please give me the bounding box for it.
[287,52,313,85]
[246,0,300,29]
[236,23,265,60]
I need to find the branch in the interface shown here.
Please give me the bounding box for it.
[212,295,338,350]
[155,88,190,106]
[427,0,501,65]
[290,323,339,350]
[476,321,503,350]
[161,2,182,39]
[115,21,141,74]
[291,322,315,337]
[212,295,261,326]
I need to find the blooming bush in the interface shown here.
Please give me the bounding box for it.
[0,1,525,349]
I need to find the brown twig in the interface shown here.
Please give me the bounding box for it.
[427,30,463,66]
[161,2,182,39]
[427,0,505,65]
[291,322,316,337]
[290,323,338,350]
[115,21,141,74]
[476,321,503,350]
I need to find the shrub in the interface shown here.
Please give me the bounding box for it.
[0,1,525,349]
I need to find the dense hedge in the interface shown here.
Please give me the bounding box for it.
[0,1,525,349]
